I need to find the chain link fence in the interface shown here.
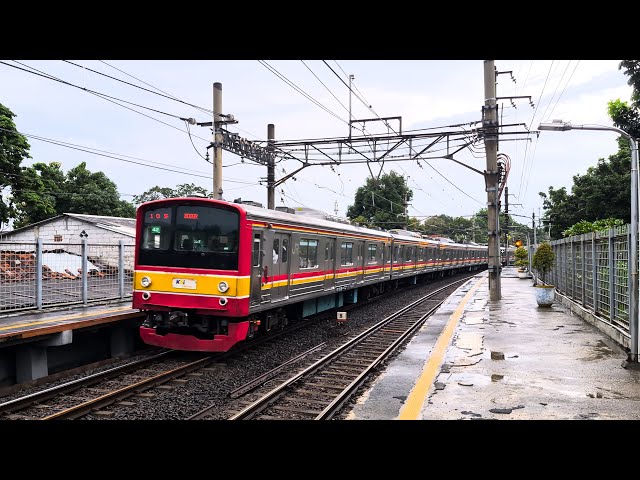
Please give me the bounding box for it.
[539,225,631,334]
[0,239,134,314]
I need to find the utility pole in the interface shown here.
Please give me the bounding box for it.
[348,74,355,139]
[404,191,408,229]
[213,82,223,200]
[267,124,275,209]
[334,200,339,216]
[504,186,509,266]
[484,60,501,300]
[532,210,537,246]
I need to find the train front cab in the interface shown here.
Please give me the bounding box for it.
[134,199,253,352]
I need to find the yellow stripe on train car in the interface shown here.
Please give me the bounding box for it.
[134,271,250,297]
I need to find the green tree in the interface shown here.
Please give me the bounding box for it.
[562,218,624,237]
[346,171,412,230]
[532,242,555,278]
[539,141,631,239]
[0,103,31,227]
[132,183,211,206]
[55,162,135,218]
[514,246,529,269]
[11,161,135,227]
[11,162,65,228]
[608,61,640,140]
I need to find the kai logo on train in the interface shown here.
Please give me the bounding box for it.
[173,278,197,289]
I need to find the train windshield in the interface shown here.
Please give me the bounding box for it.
[139,204,239,270]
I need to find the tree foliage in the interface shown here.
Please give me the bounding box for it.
[11,161,135,228]
[347,171,412,230]
[607,61,640,139]
[532,242,555,277]
[562,218,624,237]
[539,139,631,239]
[0,103,31,226]
[514,246,528,268]
[132,183,211,206]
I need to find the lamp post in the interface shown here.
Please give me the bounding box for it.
[538,120,639,363]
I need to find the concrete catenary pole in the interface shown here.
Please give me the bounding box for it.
[213,82,223,200]
[483,60,501,300]
[504,186,509,265]
[267,124,275,210]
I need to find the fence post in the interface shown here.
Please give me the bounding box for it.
[35,237,43,309]
[581,234,586,308]
[571,237,575,300]
[592,232,598,315]
[119,240,124,300]
[609,228,615,322]
[81,238,88,305]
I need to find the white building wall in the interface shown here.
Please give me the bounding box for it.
[0,218,135,270]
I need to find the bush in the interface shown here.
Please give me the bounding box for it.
[532,242,555,278]
[514,246,528,269]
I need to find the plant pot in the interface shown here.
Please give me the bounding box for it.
[534,285,555,307]
[517,270,528,279]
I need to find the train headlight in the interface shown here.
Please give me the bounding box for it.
[141,276,152,288]
[218,281,229,293]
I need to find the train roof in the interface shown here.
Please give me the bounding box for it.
[237,201,394,239]
[139,197,486,248]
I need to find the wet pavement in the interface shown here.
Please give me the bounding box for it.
[347,267,640,420]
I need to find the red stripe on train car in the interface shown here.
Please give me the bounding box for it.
[132,291,249,317]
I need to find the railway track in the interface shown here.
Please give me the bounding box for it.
[0,313,330,420]
[1,273,477,420]
[190,276,471,420]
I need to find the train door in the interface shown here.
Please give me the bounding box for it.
[357,241,365,284]
[270,232,290,302]
[250,232,263,307]
[323,237,335,291]
[384,242,392,276]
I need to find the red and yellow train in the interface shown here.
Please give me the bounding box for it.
[133,198,488,352]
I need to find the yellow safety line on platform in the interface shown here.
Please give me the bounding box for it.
[0,306,133,332]
[397,275,486,420]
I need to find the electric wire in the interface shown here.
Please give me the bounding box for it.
[64,60,214,114]
[258,60,348,125]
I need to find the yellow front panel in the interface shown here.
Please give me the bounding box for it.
[134,270,250,297]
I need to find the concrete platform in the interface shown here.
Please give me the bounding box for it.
[0,302,143,345]
[347,267,640,420]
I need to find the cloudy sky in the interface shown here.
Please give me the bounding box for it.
[0,60,633,228]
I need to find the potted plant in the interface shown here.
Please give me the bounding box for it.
[531,242,556,307]
[514,246,529,279]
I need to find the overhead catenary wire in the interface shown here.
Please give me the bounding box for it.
[6,61,189,121]
[258,60,348,125]
[322,60,484,208]
[0,126,256,185]
[64,60,214,115]
[2,61,212,145]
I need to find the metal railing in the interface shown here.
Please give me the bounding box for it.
[0,239,134,314]
[537,225,631,335]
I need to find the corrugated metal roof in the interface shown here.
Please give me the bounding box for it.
[1,213,136,238]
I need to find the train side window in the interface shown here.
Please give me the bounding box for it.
[394,245,401,264]
[325,242,329,261]
[299,238,318,269]
[253,234,261,267]
[273,238,279,264]
[340,242,354,266]
[282,239,288,263]
[368,243,377,263]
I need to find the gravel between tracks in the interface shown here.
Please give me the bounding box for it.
[88,272,477,420]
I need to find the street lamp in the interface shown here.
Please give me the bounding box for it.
[538,119,639,363]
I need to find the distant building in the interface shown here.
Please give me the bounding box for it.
[0,213,135,244]
[0,214,136,272]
